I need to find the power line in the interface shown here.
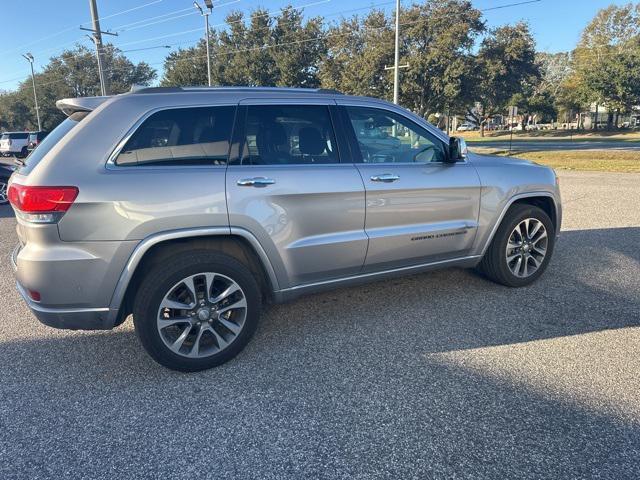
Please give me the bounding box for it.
[0,0,164,58]
[0,0,547,90]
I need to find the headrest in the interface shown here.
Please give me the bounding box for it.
[299,127,325,155]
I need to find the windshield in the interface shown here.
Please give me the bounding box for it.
[1,134,8,141]
[16,111,88,175]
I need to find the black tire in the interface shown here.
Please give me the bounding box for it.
[133,250,261,372]
[478,204,555,287]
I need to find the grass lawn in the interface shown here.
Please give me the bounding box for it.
[471,148,640,173]
[458,129,640,142]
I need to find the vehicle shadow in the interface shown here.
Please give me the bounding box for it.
[0,205,14,219]
[0,227,638,477]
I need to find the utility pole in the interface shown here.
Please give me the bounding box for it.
[384,0,408,105]
[21,53,41,131]
[194,1,214,86]
[81,0,118,96]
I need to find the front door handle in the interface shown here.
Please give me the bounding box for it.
[370,173,400,183]
[237,177,276,187]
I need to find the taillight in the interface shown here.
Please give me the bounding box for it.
[8,184,78,223]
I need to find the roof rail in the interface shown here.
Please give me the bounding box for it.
[128,86,344,95]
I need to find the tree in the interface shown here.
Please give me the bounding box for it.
[469,22,540,136]
[571,3,640,129]
[399,0,484,118]
[0,45,155,131]
[162,7,326,88]
[319,11,394,99]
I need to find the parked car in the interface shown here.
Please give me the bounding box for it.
[0,163,14,205]
[456,122,476,132]
[0,131,30,158]
[8,87,561,371]
[27,131,49,152]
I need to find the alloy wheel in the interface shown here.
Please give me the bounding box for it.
[157,272,248,358]
[505,218,548,278]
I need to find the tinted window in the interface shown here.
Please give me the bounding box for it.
[28,133,37,142]
[116,106,235,167]
[346,107,446,163]
[240,105,338,165]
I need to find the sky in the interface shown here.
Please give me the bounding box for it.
[0,0,632,91]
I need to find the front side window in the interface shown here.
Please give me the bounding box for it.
[240,105,339,165]
[346,106,446,163]
[116,106,235,166]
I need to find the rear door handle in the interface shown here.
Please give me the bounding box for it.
[237,177,276,187]
[370,173,400,183]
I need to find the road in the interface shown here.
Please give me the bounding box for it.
[0,172,639,479]
[467,139,640,152]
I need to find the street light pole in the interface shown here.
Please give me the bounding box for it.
[21,53,41,131]
[194,1,214,86]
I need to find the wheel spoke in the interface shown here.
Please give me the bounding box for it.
[204,273,216,301]
[190,326,205,357]
[218,316,242,334]
[183,276,198,303]
[208,327,228,350]
[217,297,247,315]
[170,325,192,353]
[529,220,543,239]
[522,257,529,276]
[523,219,530,238]
[211,284,241,304]
[532,230,547,244]
[513,257,522,276]
[532,245,546,255]
[529,254,540,268]
[506,253,520,263]
[160,298,194,311]
[158,316,191,328]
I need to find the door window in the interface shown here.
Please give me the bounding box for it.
[239,105,339,165]
[115,106,235,166]
[346,106,446,163]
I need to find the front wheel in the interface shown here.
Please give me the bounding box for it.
[478,204,555,287]
[133,250,261,371]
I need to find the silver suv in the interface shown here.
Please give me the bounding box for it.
[8,87,561,371]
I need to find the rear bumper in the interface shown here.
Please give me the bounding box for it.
[11,243,118,330]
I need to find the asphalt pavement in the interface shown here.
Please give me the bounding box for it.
[0,171,638,479]
[467,139,640,152]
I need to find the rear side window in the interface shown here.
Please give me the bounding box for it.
[115,106,235,167]
[239,105,339,165]
[10,132,29,140]
[16,112,88,176]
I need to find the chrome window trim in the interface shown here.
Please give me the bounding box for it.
[105,103,237,171]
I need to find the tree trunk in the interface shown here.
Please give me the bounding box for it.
[614,109,619,128]
[607,112,614,130]
[593,104,598,130]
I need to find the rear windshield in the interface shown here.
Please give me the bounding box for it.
[16,111,88,175]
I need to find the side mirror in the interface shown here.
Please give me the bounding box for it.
[448,137,468,162]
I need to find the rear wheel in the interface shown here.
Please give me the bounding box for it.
[133,250,261,371]
[478,204,555,287]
